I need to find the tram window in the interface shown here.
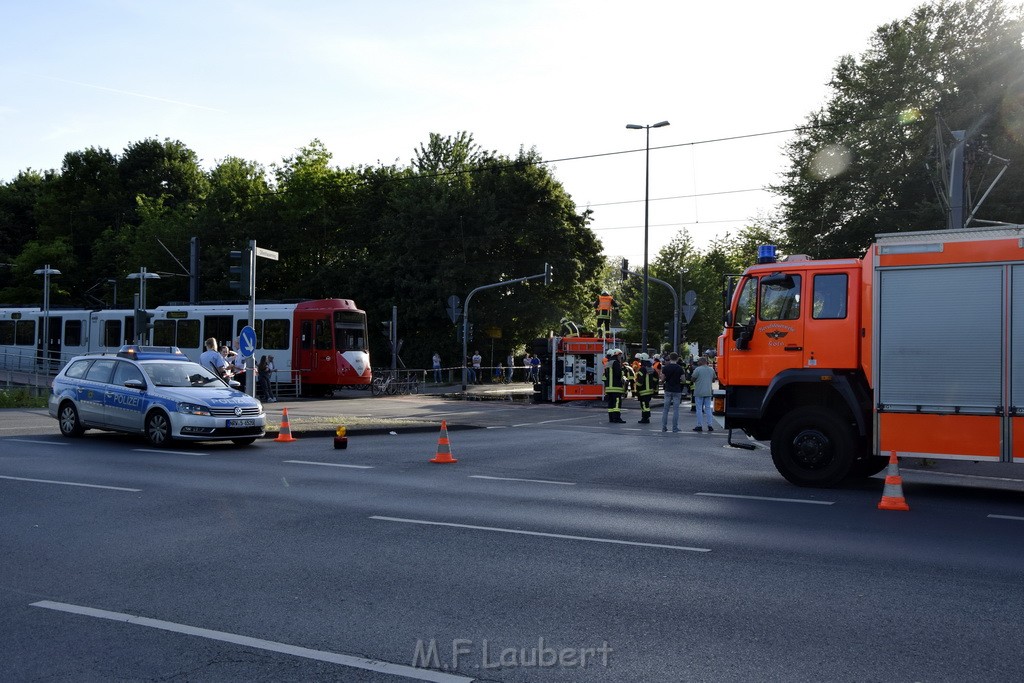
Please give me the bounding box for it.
[204,316,233,349]
[336,326,366,351]
[65,320,83,347]
[14,320,34,346]
[315,318,332,350]
[177,320,200,349]
[263,319,289,350]
[104,320,122,347]
[0,321,14,345]
[153,320,175,347]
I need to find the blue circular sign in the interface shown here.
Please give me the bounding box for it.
[238,325,257,358]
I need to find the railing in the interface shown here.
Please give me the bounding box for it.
[370,370,420,396]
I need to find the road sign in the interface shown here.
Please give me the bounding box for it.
[255,247,279,261]
[684,290,697,306]
[446,295,462,323]
[238,325,257,358]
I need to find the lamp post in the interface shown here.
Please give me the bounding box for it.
[33,264,61,372]
[626,120,670,353]
[127,267,160,343]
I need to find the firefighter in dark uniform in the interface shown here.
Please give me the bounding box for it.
[603,348,626,423]
[635,354,658,424]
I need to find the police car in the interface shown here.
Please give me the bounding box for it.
[48,345,266,447]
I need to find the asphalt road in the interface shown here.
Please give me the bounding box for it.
[2,397,1023,682]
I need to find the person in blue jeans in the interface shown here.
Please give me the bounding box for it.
[691,356,717,432]
[659,352,684,432]
[432,352,442,384]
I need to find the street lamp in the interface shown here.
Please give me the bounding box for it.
[33,264,61,372]
[626,120,670,353]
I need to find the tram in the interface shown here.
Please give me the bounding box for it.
[0,299,371,395]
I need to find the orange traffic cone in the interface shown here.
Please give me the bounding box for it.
[429,420,457,463]
[274,407,297,443]
[877,450,909,511]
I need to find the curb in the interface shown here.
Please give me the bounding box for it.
[262,423,486,439]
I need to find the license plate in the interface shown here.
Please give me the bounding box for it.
[227,419,256,428]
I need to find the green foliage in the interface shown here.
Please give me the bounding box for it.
[775,0,1024,257]
[0,388,47,409]
[0,132,602,370]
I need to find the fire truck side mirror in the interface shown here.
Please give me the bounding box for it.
[733,317,755,350]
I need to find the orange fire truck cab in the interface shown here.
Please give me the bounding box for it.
[718,226,1024,487]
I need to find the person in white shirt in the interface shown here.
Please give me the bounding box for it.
[200,338,230,378]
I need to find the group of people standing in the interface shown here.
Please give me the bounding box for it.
[602,348,716,432]
[430,352,541,384]
[199,337,277,402]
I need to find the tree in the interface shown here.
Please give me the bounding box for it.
[775,0,1024,258]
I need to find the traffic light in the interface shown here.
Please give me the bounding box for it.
[134,309,154,343]
[620,258,629,280]
[229,247,252,297]
[544,262,552,286]
[664,321,672,340]
[468,323,475,342]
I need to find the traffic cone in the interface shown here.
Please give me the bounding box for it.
[274,407,297,442]
[429,420,457,463]
[877,450,909,511]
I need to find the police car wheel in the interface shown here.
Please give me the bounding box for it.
[232,438,257,446]
[58,402,85,437]
[145,411,172,447]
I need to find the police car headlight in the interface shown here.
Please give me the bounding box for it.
[177,402,211,416]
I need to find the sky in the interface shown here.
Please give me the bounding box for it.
[0,0,931,266]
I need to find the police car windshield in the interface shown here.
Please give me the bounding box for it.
[142,361,222,388]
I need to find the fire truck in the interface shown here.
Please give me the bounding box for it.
[717,225,1024,487]
[531,334,608,402]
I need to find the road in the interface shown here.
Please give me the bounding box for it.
[1,396,1023,681]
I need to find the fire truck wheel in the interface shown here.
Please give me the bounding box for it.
[771,407,855,487]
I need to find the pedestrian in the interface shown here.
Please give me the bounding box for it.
[466,356,476,385]
[603,348,627,423]
[432,352,442,384]
[471,350,482,384]
[494,362,504,383]
[200,338,230,379]
[659,352,684,433]
[530,353,540,382]
[634,355,658,424]
[523,354,532,382]
[505,352,514,383]
[257,355,276,402]
[692,357,717,432]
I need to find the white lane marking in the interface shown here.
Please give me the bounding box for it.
[512,423,535,427]
[371,515,711,553]
[283,460,373,469]
[485,425,508,429]
[3,438,69,445]
[988,514,1024,521]
[470,475,576,486]
[30,601,470,683]
[0,475,140,492]
[695,492,834,505]
[133,449,209,456]
[536,417,593,425]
